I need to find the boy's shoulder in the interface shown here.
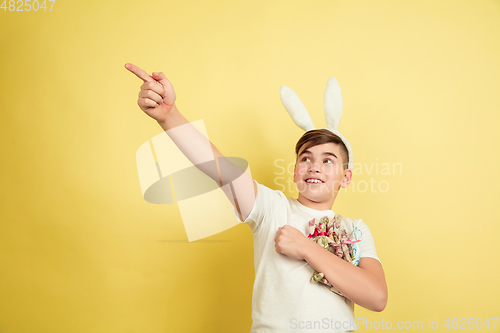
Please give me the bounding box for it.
[337,214,375,237]
[255,180,288,199]
[338,214,360,224]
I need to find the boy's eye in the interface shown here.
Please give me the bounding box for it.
[301,157,334,163]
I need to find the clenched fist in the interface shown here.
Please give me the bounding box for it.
[125,63,177,123]
[275,225,314,261]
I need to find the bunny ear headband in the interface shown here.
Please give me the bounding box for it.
[280,77,353,170]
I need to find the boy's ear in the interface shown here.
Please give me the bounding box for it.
[340,169,352,188]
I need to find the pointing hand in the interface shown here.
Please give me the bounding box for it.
[125,63,177,123]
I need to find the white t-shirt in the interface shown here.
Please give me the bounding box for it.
[236,180,381,333]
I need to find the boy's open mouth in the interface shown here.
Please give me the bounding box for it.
[305,178,324,184]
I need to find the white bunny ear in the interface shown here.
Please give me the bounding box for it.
[324,77,354,170]
[280,86,315,132]
[324,77,343,131]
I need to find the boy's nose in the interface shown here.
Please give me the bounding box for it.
[309,163,321,172]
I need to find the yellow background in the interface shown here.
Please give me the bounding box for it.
[1,0,499,332]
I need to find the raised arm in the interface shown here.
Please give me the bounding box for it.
[125,63,257,220]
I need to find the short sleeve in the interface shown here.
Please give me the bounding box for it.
[234,180,284,234]
[355,218,382,266]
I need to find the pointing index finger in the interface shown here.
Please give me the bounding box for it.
[125,63,153,82]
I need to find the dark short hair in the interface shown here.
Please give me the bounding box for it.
[295,129,349,169]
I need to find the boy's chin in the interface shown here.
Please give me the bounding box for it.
[298,192,332,204]
[296,183,331,194]
[298,186,340,202]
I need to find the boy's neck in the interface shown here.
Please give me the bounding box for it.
[297,195,336,211]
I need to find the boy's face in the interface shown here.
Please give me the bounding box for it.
[293,143,352,207]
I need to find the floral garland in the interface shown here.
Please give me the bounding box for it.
[307,214,362,297]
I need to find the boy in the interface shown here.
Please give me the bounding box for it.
[125,63,387,332]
